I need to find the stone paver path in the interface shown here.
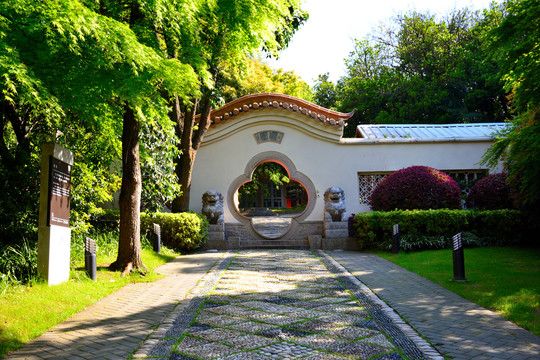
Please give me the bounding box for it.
[7,251,224,360]
[8,249,539,360]
[134,250,439,360]
[330,252,540,360]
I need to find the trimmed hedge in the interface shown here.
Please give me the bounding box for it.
[354,209,534,251]
[369,166,461,211]
[91,209,209,253]
[141,212,209,253]
[466,173,514,210]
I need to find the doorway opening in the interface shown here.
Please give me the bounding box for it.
[237,161,308,238]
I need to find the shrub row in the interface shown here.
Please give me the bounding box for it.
[0,210,208,291]
[91,209,209,253]
[140,212,209,253]
[354,209,535,251]
[370,166,461,211]
[466,173,514,210]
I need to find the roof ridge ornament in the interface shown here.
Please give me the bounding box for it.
[197,93,355,128]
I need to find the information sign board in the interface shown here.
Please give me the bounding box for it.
[47,156,71,227]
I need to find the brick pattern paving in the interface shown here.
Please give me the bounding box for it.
[7,249,540,360]
[330,251,540,360]
[7,252,225,360]
[134,250,439,360]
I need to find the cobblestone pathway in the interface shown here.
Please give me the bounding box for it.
[134,250,441,360]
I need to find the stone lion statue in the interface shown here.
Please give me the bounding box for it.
[324,187,347,222]
[202,190,224,224]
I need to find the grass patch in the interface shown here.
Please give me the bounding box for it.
[270,206,306,214]
[0,233,178,358]
[374,246,540,336]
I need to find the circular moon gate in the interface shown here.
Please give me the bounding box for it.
[227,152,316,240]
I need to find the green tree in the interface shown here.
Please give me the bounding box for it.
[0,0,198,273]
[220,58,313,103]
[239,162,290,200]
[312,73,337,110]
[170,0,308,212]
[482,0,540,208]
[332,8,508,137]
[75,0,200,272]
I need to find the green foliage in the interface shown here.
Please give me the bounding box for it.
[141,212,209,253]
[488,0,540,114]
[482,0,540,208]
[354,209,531,251]
[1,0,199,245]
[0,238,37,292]
[0,148,40,245]
[71,229,133,266]
[312,73,337,109]
[88,210,209,253]
[221,58,313,103]
[314,8,509,137]
[483,113,540,207]
[140,120,182,212]
[238,162,290,199]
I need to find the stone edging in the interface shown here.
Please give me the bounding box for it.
[317,250,444,360]
[133,251,235,358]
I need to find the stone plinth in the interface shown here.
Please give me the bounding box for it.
[227,236,240,249]
[323,220,360,251]
[324,221,348,238]
[201,223,227,250]
[308,235,322,250]
[208,224,225,241]
[37,226,71,284]
[322,237,361,251]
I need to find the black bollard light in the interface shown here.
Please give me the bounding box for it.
[392,223,400,254]
[452,232,467,281]
[85,237,97,281]
[153,223,161,254]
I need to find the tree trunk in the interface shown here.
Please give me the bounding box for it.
[172,98,195,212]
[172,147,196,212]
[110,105,144,272]
[171,96,214,212]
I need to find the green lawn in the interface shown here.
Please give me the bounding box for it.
[270,206,306,214]
[0,247,178,358]
[375,247,540,336]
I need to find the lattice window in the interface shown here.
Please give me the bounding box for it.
[358,173,390,204]
[358,169,488,205]
[443,170,488,195]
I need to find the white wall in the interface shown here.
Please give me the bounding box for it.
[191,109,498,222]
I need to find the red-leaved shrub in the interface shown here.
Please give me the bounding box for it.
[369,166,461,211]
[466,173,514,210]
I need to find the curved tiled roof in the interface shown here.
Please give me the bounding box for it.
[202,93,355,127]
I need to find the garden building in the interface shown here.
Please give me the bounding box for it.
[190,93,506,245]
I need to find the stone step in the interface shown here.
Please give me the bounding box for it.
[239,239,309,249]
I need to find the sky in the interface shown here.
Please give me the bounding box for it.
[266,0,495,86]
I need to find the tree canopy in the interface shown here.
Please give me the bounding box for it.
[221,58,313,103]
[170,0,308,212]
[0,0,309,269]
[0,0,199,271]
[481,0,540,208]
[314,7,509,137]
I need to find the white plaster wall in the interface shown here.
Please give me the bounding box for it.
[191,110,499,223]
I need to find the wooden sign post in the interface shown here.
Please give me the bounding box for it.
[37,143,74,285]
